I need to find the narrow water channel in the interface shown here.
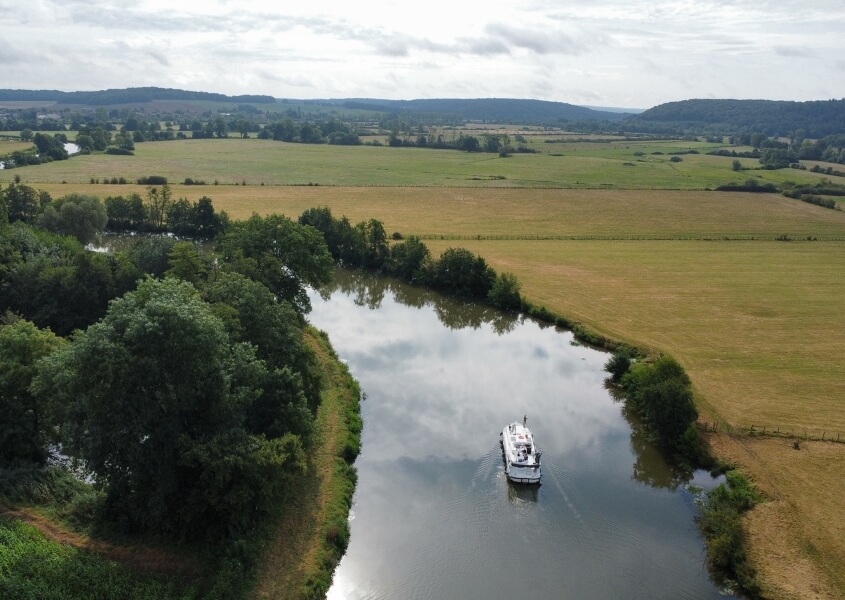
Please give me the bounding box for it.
[308,269,730,600]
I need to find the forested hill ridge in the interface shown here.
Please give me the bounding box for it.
[626,98,845,138]
[3,87,844,135]
[0,89,631,123]
[323,97,631,123]
[0,87,275,106]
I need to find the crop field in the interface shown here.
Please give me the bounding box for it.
[0,139,28,154]
[7,138,845,598]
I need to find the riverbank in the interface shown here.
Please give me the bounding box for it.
[251,327,361,600]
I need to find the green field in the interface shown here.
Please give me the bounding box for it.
[7,137,845,599]
[5,136,839,190]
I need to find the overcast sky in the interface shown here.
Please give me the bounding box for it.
[2,0,843,109]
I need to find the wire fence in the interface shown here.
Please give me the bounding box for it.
[414,234,845,242]
[698,420,845,444]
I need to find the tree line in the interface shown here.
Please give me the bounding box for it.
[298,206,523,310]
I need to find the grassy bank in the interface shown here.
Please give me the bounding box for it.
[0,515,197,600]
[251,327,361,600]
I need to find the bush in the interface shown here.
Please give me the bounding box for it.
[104,147,133,156]
[620,356,698,455]
[697,471,761,598]
[429,248,495,300]
[487,272,522,310]
[604,349,632,382]
[136,175,168,185]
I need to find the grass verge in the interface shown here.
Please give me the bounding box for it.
[251,327,361,600]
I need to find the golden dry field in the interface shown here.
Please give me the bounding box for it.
[9,137,845,597]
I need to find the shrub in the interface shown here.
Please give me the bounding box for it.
[136,175,168,185]
[620,356,697,454]
[697,471,761,598]
[429,248,495,300]
[604,349,632,382]
[104,147,133,155]
[488,272,522,310]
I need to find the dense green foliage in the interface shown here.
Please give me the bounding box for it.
[0,224,131,335]
[32,277,308,540]
[0,317,64,465]
[428,247,496,300]
[697,471,762,598]
[629,98,845,138]
[203,272,322,422]
[37,193,108,244]
[336,97,629,123]
[0,86,274,105]
[0,517,198,600]
[617,356,701,461]
[218,213,334,314]
[299,207,523,308]
[604,349,633,383]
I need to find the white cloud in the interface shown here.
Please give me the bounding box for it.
[0,0,843,107]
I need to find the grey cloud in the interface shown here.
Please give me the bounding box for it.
[485,23,590,55]
[0,39,28,64]
[145,49,171,66]
[374,39,411,57]
[775,46,814,58]
[464,37,511,56]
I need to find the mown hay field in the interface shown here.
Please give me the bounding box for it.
[10,139,845,598]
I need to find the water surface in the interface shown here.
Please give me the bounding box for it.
[308,269,728,600]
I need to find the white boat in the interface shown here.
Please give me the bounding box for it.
[500,418,542,484]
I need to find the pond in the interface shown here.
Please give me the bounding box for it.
[307,269,730,600]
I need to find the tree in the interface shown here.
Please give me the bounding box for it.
[165,241,209,285]
[33,277,306,539]
[218,214,333,314]
[166,197,194,235]
[105,193,148,231]
[0,224,116,335]
[0,316,64,465]
[191,196,227,238]
[387,236,431,283]
[488,272,522,310]
[37,193,108,245]
[146,184,172,230]
[457,135,481,152]
[604,349,632,383]
[1,183,40,224]
[429,247,495,299]
[204,271,321,424]
[75,134,94,153]
[32,133,69,161]
[355,218,389,269]
[125,235,177,278]
[621,356,697,452]
[19,129,33,142]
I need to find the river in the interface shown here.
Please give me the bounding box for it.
[307,269,731,600]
